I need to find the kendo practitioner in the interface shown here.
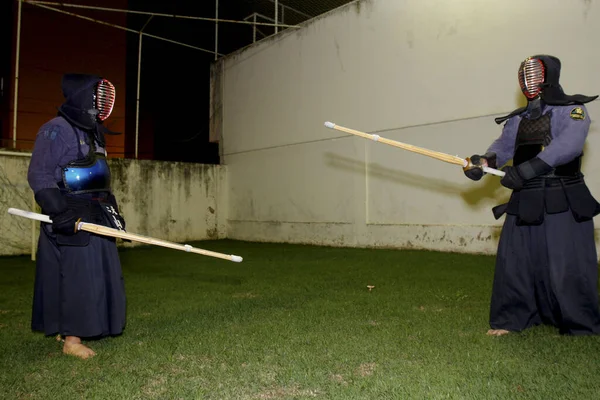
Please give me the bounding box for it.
[27,73,127,359]
[464,55,600,336]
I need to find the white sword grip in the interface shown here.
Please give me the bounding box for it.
[482,166,506,177]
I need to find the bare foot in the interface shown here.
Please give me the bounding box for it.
[487,329,510,336]
[63,336,96,359]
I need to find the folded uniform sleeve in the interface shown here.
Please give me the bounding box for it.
[536,105,590,168]
[486,115,520,168]
[27,123,71,214]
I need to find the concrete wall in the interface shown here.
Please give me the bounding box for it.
[217,0,600,254]
[0,153,227,257]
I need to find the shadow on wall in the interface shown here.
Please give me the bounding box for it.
[460,168,511,207]
[324,151,510,205]
[325,152,467,195]
[325,151,511,244]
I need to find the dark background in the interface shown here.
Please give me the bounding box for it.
[1,0,353,164]
[125,0,257,164]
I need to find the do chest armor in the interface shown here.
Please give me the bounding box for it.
[59,129,111,194]
[492,111,600,225]
[61,152,111,194]
[513,112,581,177]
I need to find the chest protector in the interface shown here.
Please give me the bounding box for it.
[53,128,123,247]
[513,112,581,177]
[62,154,111,194]
[492,112,600,225]
[59,131,111,194]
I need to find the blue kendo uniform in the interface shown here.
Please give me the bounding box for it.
[465,55,600,335]
[27,74,127,339]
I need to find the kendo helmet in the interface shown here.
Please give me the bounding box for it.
[58,73,116,129]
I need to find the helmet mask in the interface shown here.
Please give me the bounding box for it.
[518,57,545,100]
[94,78,116,122]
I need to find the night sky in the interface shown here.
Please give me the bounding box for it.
[125,0,263,164]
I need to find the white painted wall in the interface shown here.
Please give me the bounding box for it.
[0,154,228,257]
[218,0,600,254]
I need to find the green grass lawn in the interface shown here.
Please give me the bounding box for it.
[1,240,600,399]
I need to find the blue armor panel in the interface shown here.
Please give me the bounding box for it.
[62,154,111,194]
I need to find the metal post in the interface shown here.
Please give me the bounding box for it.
[274,0,278,34]
[253,13,256,43]
[134,16,153,159]
[215,0,218,60]
[12,0,23,149]
[135,33,142,159]
[264,0,312,20]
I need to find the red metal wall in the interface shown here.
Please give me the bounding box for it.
[7,0,128,157]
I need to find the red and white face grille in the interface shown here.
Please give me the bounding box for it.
[518,57,545,99]
[95,79,115,121]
